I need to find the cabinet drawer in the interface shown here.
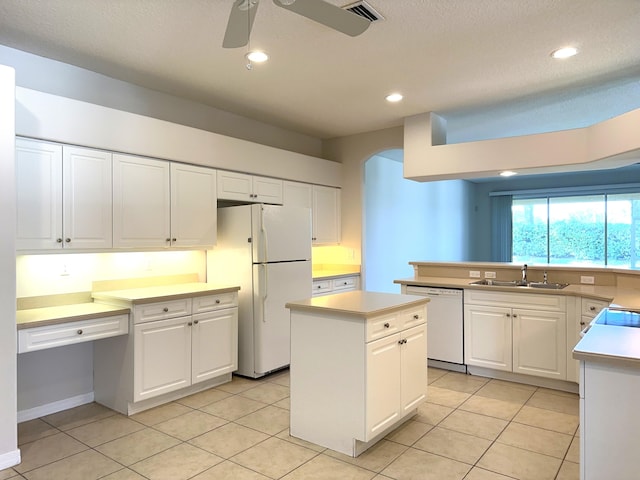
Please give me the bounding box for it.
[400,306,427,330]
[133,299,191,324]
[18,314,129,353]
[312,279,332,296]
[192,292,238,313]
[366,313,401,342]
[332,276,358,291]
[581,298,609,317]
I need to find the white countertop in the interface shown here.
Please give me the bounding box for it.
[286,290,428,318]
[574,322,640,367]
[17,303,130,330]
[92,283,240,305]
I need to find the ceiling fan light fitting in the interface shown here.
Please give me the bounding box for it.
[246,51,269,63]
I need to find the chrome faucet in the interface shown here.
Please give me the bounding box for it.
[521,264,528,284]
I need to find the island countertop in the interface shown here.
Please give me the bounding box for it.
[286,290,429,318]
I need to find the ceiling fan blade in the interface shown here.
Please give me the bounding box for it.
[223,0,260,48]
[273,0,370,37]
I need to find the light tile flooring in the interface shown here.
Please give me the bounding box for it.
[1,368,580,480]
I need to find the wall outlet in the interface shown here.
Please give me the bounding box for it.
[469,270,481,278]
[581,275,595,284]
[484,271,496,279]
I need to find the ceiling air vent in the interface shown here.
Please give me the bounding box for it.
[343,1,384,22]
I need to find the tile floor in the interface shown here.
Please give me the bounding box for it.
[1,368,580,480]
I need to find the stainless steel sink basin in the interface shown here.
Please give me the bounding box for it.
[469,279,569,289]
[527,282,569,289]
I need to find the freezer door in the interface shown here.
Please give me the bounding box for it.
[252,204,311,263]
[253,260,312,375]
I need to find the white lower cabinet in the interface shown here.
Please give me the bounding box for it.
[94,291,238,414]
[290,301,427,456]
[464,290,567,380]
[312,275,360,296]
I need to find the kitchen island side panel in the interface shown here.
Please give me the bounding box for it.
[290,310,366,453]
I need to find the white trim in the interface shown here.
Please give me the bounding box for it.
[489,182,640,197]
[17,392,94,423]
[0,448,21,470]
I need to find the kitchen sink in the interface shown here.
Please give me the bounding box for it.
[469,279,569,289]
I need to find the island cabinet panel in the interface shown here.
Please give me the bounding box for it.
[289,299,427,457]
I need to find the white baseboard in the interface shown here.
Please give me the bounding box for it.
[18,392,94,423]
[0,448,21,470]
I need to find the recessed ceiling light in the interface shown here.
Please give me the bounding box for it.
[500,170,518,177]
[551,46,578,59]
[245,51,269,63]
[385,93,403,102]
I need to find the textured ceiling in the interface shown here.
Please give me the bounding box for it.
[0,0,639,139]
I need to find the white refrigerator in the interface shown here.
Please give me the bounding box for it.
[207,204,312,378]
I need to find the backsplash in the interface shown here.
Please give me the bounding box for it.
[16,251,206,298]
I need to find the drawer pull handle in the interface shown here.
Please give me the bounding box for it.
[163,307,169,312]
[384,322,390,328]
[77,329,83,335]
[215,299,221,304]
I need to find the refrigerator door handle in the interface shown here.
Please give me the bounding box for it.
[259,205,269,263]
[262,263,269,310]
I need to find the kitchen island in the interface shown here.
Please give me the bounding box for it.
[573,309,640,480]
[286,290,428,457]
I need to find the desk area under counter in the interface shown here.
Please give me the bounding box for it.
[286,290,428,457]
[312,266,360,296]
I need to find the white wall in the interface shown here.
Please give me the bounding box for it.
[364,152,474,293]
[0,45,322,158]
[0,64,19,469]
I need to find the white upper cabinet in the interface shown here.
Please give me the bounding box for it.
[283,181,341,244]
[114,155,217,249]
[113,154,171,248]
[170,163,217,248]
[217,170,283,204]
[16,138,112,250]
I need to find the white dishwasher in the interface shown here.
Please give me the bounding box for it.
[404,286,465,371]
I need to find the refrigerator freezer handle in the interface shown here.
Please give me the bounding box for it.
[260,206,268,263]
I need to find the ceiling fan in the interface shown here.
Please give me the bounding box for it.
[223,0,371,48]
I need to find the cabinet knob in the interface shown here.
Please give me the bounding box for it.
[77,329,83,335]
[194,320,199,325]
[398,338,407,345]
[215,299,221,304]
[589,306,596,311]
[165,238,171,242]
[163,307,169,312]
[188,322,193,326]
[512,314,518,318]
[172,238,176,242]
[506,313,511,317]
[580,321,586,326]
[384,322,390,328]
[56,238,63,243]
[413,314,419,320]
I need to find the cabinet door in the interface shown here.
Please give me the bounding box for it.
[170,163,217,247]
[113,154,171,248]
[400,324,428,415]
[312,185,341,244]
[365,333,401,439]
[191,308,238,383]
[464,304,512,371]
[283,181,312,209]
[513,309,566,380]
[63,146,112,249]
[15,138,63,250]
[253,176,283,204]
[134,317,191,401]
[217,171,252,202]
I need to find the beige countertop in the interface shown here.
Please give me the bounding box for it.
[17,303,130,330]
[286,290,428,318]
[395,275,640,310]
[574,322,640,367]
[313,270,360,280]
[92,283,240,305]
